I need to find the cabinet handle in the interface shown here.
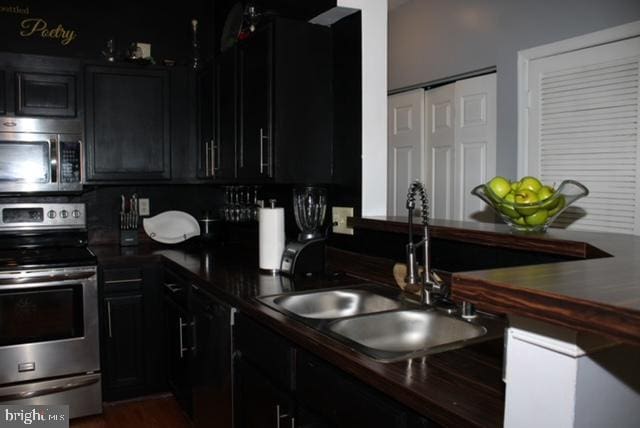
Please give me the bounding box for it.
[240,128,244,169]
[259,128,264,174]
[210,140,218,177]
[105,278,142,284]
[107,301,113,338]
[276,405,291,428]
[164,283,181,293]
[215,140,221,171]
[259,128,270,175]
[191,320,197,352]
[178,317,188,359]
[204,141,211,176]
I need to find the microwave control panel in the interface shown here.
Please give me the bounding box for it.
[60,140,81,183]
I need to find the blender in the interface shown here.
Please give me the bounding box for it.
[281,186,327,276]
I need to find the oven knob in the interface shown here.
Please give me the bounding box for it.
[47,210,56,219]
[60,210,69,219]
[72,210,81,218]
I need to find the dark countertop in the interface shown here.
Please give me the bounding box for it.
[91,242,505,428]
[351,216,640,345]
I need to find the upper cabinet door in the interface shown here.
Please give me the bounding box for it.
[214,47,238,180]
[85,66,171,181]
[238,26,273,181]
[15,71,77,117]
[0,71,6,115]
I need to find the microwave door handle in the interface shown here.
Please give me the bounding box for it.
[50,138,58,183]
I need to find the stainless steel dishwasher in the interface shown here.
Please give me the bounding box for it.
[191,283,235,428]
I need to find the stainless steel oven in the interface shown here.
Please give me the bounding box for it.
[0,118,82,193]
[0,203,101,418]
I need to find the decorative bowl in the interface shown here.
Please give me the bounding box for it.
[471,180,589,232]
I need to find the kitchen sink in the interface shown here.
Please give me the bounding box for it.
[271,289,404,319]
[258,284,504,362]
[327,309,490,361]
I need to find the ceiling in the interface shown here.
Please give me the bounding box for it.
[388,0,412,11]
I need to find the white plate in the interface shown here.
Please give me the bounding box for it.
[143,211,200,244]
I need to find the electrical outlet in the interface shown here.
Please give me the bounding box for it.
[332,206,354,235]
[138,198,150,216]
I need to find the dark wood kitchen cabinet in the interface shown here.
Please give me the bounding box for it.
[162,268,235,426]
[196,61,235,181]
[0,70,5,115]
[0,53,81,118]
[100,263,165,401]
[163,268,193,416]
[235,358,295,428]
[84,65,171,181]
[235,313,295,428]
[196,65,215,179]
[212,18,333,183]
[234,313,436,428]
[15,71,77,117]
[213,48,237,180]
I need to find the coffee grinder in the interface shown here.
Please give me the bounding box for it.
[281,186,327,276]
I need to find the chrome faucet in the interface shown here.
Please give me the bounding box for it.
[404,180,447,305]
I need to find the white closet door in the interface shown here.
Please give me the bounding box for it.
[454,74,497,222]
[526,36,640,234]
[425,83,455,220]
[387,89,424,216]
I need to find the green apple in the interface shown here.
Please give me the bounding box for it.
[519,176,543,193]
[525,209,549,226]
[499,192,520,218]
[548,195,566,217]
[487,176,512,199]
[513,216,527,226]
[538,185,554,201]
[511,182,519,192]
[515,189,540,216]
[538,185,560,210]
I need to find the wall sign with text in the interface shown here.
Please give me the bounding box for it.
[1,3,78,46]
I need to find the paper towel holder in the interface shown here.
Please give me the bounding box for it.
[259,198,285,274]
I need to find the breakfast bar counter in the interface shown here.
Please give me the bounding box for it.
[350,216,640,345]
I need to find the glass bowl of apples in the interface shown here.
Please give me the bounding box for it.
[471,177,589,232]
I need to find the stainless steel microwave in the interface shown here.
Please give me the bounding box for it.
[0,118,82,193]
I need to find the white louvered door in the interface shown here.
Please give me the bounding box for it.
[526,36,640,234]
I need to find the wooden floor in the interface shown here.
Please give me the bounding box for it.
[71,395,191,428]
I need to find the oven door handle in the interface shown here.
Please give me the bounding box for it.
[0,376,100,402]
[0,271,96,287]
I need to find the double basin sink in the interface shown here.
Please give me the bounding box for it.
[259,284,503,362]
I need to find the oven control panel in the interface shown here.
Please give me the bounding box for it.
[0,203,86,230]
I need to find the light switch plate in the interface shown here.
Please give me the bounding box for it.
[332,206,354,235]
[138,198,150,216]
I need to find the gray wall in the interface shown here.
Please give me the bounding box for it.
[388,0,640,179]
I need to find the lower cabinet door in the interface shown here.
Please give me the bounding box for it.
[296,351,408,428]
[235,357,294,428]
[103,293,145,399]
[164,296,192,417]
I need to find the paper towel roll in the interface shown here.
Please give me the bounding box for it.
[259,207,285,271]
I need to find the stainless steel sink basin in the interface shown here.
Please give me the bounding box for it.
[328,309,487,357]
[258,284,504,362]
[271,289,403,319]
